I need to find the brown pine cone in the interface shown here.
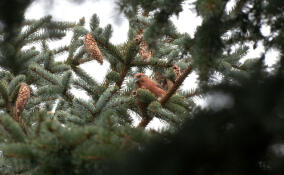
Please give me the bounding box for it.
[135,30,143,44]
[135,30,153,62]
[173,64,181,79]
[139,41,153,61]
[84,33,103,64]
[15,83,30,121]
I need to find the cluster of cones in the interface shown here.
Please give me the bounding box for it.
[83,30,182,92]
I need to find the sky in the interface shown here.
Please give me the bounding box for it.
[24,0,279,129]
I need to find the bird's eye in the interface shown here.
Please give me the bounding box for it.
[137,75,142,78]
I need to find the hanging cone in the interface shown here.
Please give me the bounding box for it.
[139,41,153,61]
[84,33,103,64]
[134,29,143,44]
[172,64,181,79]
[135,30,153,61]
[15,83,30,121]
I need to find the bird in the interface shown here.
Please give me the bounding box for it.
[134,73,167,98]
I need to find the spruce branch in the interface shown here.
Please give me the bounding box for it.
[61,71,72,94]
[71,132,92,147]
[231,64,246,71]
[117,38,141,88]
[0,115,26,141]
[20,49,40,64]
[117,65,129,88]
[29,65,59,85]
[0,80,9,103]
[25,96,57,111]
[75,99,96,116]
[159,64,192,105]
[136,99,152,128]
[16,16,52,47]
[93,36,124,63]
[138,117,152,128]
[90,86,119,122]
[131,59,172,68]
[72,67,99,87]
[133,89,156,128]
[36,111,44,136]
[53,45,69,55]
[73,47,87,62]
[75,57,94,65]
[184,90,202,98]
[63,91,74,103]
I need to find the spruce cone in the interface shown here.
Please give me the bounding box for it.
[135,30,153,61]
[135,32,143,44]
[139,41,153,61]
[16,83,30,121]
[173,64,181,79]
[84,33,103,64]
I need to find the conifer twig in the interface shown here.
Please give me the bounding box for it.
[30,67,57,85]
[76,99,96,116]
[185,91,200,98]
[53,45,69,55]
[94,37,124,63]
[138,117,152,128]
[137,65,192,128]
[90,87,118,122]
[136,100,152,128]
[117,65,129,88]
[77,58,94,65]
[159,64,192,105]
[131,60,172,68]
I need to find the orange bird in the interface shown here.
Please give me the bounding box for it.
[134,73,167,98]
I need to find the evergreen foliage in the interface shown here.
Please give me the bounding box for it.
[0,0,283,174]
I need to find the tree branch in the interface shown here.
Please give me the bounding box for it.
[131,59,172,68]
[159,65,192,105]
[136,100,152,128]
